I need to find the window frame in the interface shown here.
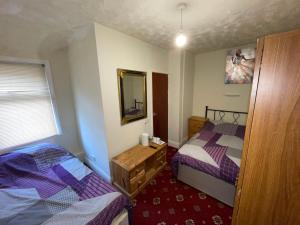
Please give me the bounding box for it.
[0,56,62,150]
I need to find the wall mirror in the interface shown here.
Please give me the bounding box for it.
[117,69,147,125]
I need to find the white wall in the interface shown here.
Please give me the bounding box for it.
[180,51,195,143]
[44,49,83,156]
[192,47,254,124]
[167,49,195,147]
[68,26,111,181]
[167,49,182,147]
[94,23,169,158]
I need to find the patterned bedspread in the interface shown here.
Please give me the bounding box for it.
[172,121,245,184]
[0,144,129,225]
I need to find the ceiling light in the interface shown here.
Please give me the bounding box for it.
[175,33,187,47]
[175,3,188,48]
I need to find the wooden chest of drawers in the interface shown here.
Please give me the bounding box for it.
[188,116,208,139]
[111,143,167,198]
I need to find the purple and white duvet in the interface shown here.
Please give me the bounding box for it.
[172,121,245,184]
[0,144,129,225]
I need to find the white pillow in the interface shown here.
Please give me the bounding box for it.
[178,144,219,168]
[216,135,244,150]
[226,148,242,166]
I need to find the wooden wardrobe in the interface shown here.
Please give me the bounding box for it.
[232,30,300,225]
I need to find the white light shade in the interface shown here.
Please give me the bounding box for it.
[175,33,187,47]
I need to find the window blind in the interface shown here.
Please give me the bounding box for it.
[0,61,59,150]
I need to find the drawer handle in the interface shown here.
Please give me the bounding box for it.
[122,178,126,188]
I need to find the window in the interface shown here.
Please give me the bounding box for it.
[0,58,61,150]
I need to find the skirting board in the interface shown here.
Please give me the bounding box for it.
[85,157,112,183]
[168,137,189,149]
[168,139,180,148]
[177,164,236,207]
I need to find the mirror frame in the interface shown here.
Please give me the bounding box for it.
[117,68,147,125]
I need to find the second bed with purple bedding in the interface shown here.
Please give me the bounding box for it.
[172,121,245,185]
[0,144,129,225]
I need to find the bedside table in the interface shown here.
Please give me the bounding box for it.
[188,116,208,139]
[111,143,167,198]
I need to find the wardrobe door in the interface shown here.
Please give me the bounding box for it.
[233,30,300,225]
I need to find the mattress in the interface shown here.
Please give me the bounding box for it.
[172,121,245,184]
[0,143,129,225]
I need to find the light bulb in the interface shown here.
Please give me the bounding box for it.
[175,33,187,47]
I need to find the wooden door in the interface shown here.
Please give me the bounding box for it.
[152,73,168,142]
[232,30,300,225]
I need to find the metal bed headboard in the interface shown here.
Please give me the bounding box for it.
[134,99,143,110]
[205,106,248,124]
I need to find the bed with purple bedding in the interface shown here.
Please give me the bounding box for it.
[172,121,246,185]
[0,143,129,225]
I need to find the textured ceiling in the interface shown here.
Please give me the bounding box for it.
[1,0,300,57]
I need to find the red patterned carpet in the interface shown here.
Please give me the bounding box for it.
[132,147,233,225]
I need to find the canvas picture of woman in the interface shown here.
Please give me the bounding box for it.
[225,48,255,84]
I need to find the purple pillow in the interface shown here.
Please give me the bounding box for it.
[202,121,215,131]
[197,130,216,141]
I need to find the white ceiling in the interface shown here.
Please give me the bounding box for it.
[1,0,300,57]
